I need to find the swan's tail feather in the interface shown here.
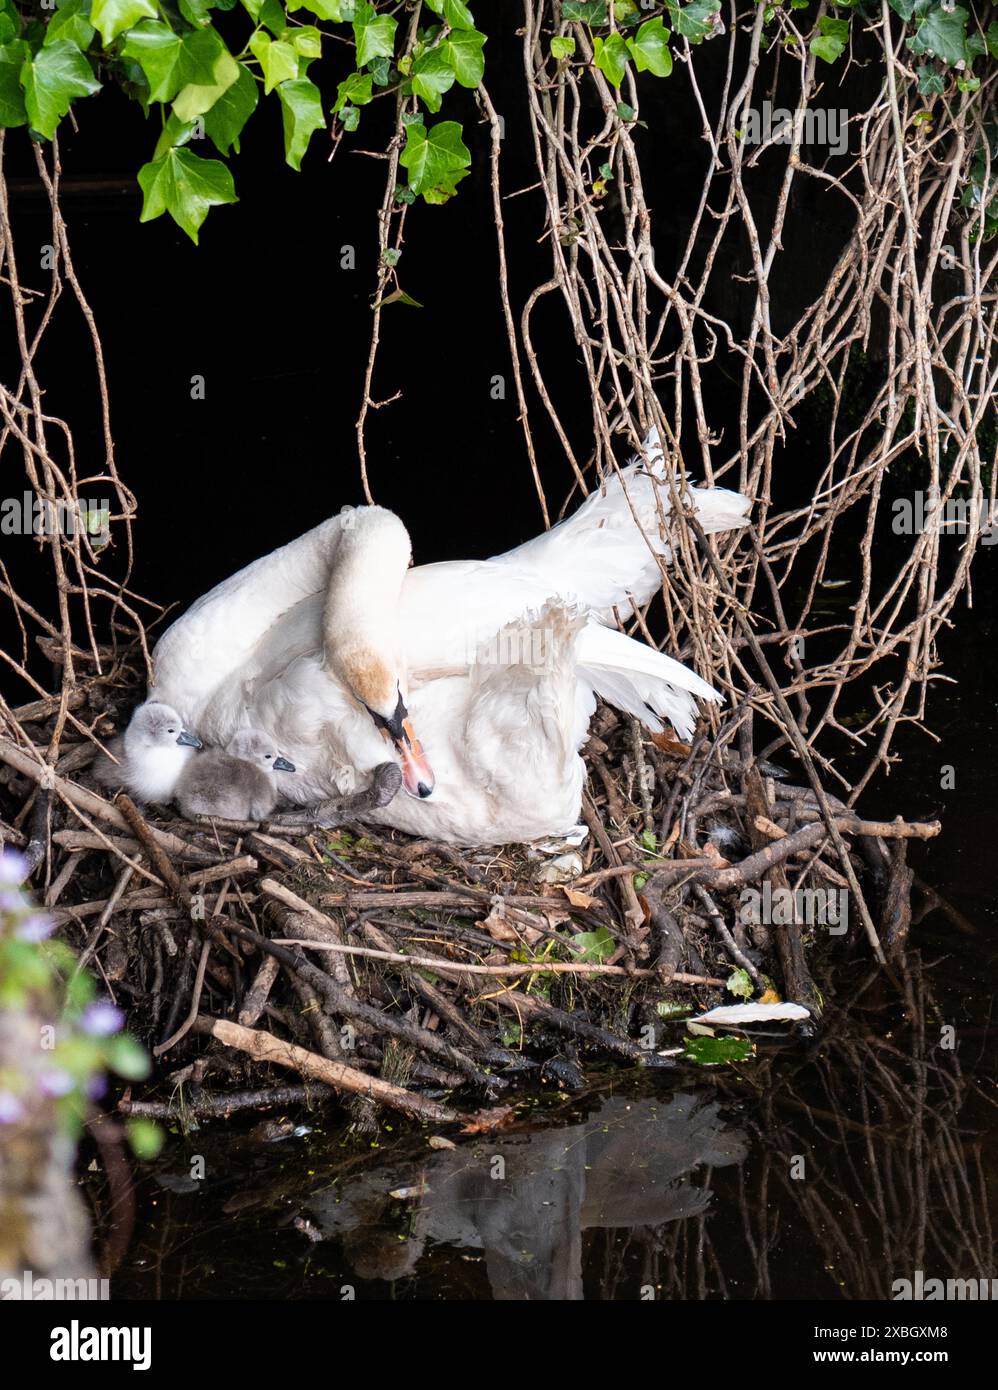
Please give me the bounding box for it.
[577,622,721,742]
[499,424,751,617]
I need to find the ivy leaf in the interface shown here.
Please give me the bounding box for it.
[550,35,575,60]
[399,117,469,201]
[339,102,359,130]
[90,0,158,45]
[445,26,484,86]
[204,60,258,154]
[810,14,849,64]
[626,16,672,76]
[443,0,474,27]
[986,21,998,59]
[561,1,607,21]
[277,75,324,168]
[665,0,719,43]
[353,0,396,66]
[21,39,100,139]
[0,0,16,45]
[287,0,354,16]
[410,44,455,112]
[138,146,237,243]
[592,31,629,86]
[291,25,322,58]
[572,927,615,962]
[153,109,197,158]
[173,30,239,119]
[916,63,945,96]
[44,0,96,50]
[333,69,372,111]
[249,31,298,94]
[907,5,970,66]
[121,21,185,102]
[0,40,27,127]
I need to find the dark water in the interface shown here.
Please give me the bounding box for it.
[100,560,998,1302]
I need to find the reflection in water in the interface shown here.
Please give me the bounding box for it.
[310,1093,746,1299]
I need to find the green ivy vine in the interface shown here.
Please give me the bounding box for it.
[0,0,993,242]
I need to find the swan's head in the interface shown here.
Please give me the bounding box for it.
[226,729,296,776]
[337,655,434,799]
[125,702,202,756]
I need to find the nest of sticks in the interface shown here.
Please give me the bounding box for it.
[0,665,943,1134]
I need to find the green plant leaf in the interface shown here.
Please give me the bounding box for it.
[353,0,396,66]
[204,60,257,153]
[91,0,157,44]
[445,26,484,86]
[44,0,96,49]
[399,116,469,200]
[443,0,474,28]
[726,967,754,999]
[810,13,849,64]
[333,69,372,110]
[572,927,615,962]
[916,63,945,95]
[907,5,970,66]
[126,1116,164,1159]
[0,40,27,126]
[291,24,322,57]
[665,0,719,42]
[249,31,298,93]
[410,44,455,111]
[550,34,575,60]
[626,16,672,76]
[138,145,237,242]
[287,0,354,16]
[103,1031,151,1081]
[173,29,239,119]
[592,30,629,86]
[562,1,607,21]
[683,1035,754,1065]
[277,75,323,168]
[21,39,100,138]
[121,21,185,102]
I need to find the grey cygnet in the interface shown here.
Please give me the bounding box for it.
[175,729,296,822]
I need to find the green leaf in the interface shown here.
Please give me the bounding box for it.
[291,24,322,58]
[153,109,196,157]
[665,0,719,43]
[353,0,396,66]
[126,1116,164,1159]
[44,0,96,49]
[21,39,100,139]
[399,116,469,201]
[333,69,372,111]
[204,60,257,153]
[616,99,635,120]
[626,16,672,76]
[445,26,484,86]
[339,101,359,130]
[0,40,27,126]
[907,5,970,67]
[0,0,16,45]
[592,30,629,86]
[810,14,849,64]
[277,75,323,168]
[287,0,354,16]
[561,1,607,21]
[916,63,945,96]
[173,29,239,119]
[121,21,185,102]
[550,35,575,60]
[683,1035,754,1065]
[138,146,237,242]
[249,31,298,94]
[726,967,754,999]
[443,0,474,27]
[90,0,157,45]
[410,44,455,112]
[572,927,615,962]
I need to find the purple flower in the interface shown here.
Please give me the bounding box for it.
[0,848,28,888]
[0,888,23,914]
[39,1069,74,1098]
[0,1091,26,1124]
[80,1000,124,1037]
[15,912,53,943]
[86,1074,108,1101]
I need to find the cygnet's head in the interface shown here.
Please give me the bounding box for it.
[226,729,296,775]
[126,701,202,754]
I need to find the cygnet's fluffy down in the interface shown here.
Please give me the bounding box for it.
[92,701,202,803]
[175,729,296,822]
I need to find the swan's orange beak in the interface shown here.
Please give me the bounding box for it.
[396,717,434,799]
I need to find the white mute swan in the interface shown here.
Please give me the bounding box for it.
[149,433,750,843]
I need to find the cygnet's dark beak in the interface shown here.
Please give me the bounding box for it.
[177,730,202,749]
[274,756,296,773]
